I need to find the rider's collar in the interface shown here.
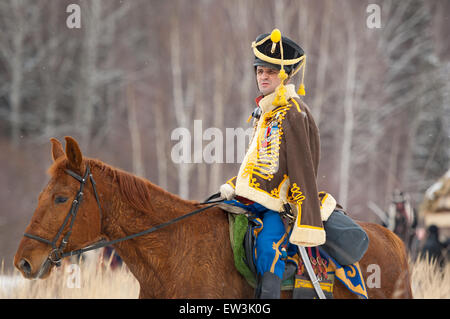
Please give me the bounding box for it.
[258,84,299,114]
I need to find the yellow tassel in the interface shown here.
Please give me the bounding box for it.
[278,69,288,82]
[272,68,289,106]
[297,83,306,96]
[272,85,288,106]
[298,56,307,96]
[247,114,253,123]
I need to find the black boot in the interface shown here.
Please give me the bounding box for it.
[254,274,262,299]
[258,272,282,299]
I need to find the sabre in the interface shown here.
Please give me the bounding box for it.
[298,245,326,299]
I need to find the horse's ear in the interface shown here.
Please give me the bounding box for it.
[64,136,83,171]
[50,138,64,162]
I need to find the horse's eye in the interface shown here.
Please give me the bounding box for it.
[55,196,68,204]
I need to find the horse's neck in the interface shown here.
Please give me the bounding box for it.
[92,162,203,295]
[90,160,198,227]
[93,168,245,298]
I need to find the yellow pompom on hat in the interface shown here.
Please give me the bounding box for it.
[252,29,307,105]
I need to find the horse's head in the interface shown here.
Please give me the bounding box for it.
[14,136,103,279]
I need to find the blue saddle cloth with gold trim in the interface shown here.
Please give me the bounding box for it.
[318,247,368,299]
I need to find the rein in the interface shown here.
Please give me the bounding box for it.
[23,165,224,266]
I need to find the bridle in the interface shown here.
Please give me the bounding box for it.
[24,165,103,266]
[23,165,223,267]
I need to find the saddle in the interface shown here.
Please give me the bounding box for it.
[226,207,369,299]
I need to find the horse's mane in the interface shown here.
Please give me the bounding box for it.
[48,157,199,216]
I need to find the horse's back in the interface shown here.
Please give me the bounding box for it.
[356,222,413,299]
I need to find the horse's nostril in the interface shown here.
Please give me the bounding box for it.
[19,259,32,275]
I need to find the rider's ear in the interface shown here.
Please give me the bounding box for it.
[50,138,64,162]
[64,136,83,172]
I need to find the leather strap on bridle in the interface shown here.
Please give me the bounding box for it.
[23,165,223,266]
[60,200,222,259]
[65,166,103,221]
[24,166,103,266]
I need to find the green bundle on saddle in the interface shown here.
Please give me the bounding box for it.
[228,214,256,287]
[228,214,294,290]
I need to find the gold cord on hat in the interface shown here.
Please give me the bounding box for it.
[290,56,307,96]
[272,29,289,106]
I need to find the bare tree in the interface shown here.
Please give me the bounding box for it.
[192,2,208,194]
[0,0,38,145]
[169,2,195,198]
[378,0,447,205]
[338,3,358,209]
[310,0,333,125]
[126,84,145,177]
[153,93,169,190]
[73,1,132,148]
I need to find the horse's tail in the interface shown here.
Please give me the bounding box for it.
[385,227,414,298]
[361,222,414,299]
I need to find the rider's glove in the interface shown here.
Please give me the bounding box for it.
[219,183,235,200]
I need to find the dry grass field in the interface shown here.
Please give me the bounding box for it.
[410,257,450,298]
[0,256,140,299]
[0,256,448,299]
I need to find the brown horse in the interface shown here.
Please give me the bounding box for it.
[14,136,413,298]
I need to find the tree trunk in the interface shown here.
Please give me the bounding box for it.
[127,84,145,178]
[170,7,191,199]
[311,0,333,125]
[9,0,25,146]
[339,7,357,209]
[75,1,101,148]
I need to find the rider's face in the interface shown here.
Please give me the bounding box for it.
[256,66,281,96]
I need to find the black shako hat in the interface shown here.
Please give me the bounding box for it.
[251,29,307,101]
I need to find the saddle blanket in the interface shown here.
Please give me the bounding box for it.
[228,213,368,299]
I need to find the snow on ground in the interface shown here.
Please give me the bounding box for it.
[0,275,27,296]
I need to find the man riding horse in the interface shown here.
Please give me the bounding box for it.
[219,29,368,299]
[387,190,416,251]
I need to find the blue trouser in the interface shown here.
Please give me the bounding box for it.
[225,200,298,279]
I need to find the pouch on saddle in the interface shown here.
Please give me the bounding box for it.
[322,209,369,266]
